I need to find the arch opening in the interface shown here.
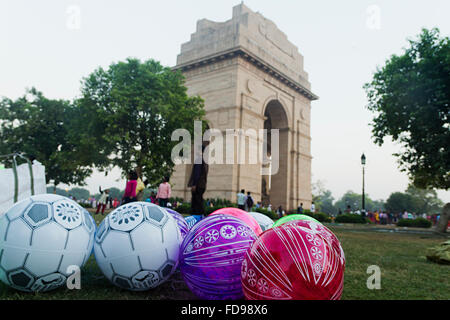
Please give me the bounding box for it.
[261,100,289,211]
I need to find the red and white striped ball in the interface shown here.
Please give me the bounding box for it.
[241,220,345,300]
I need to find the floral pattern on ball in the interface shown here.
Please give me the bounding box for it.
[53,200,82,229]
[241,220,345,300]
[109,203,144,232]
[180,214,258,300]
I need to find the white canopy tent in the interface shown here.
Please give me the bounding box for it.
[0,154,46,215]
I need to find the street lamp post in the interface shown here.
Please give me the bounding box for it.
[361,153,366,213]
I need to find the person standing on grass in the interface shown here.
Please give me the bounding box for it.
[402,210,409,220]
[310,201,316,213]
[150,191,157,204]
[188,143,209,216]
[96,186,109,215]
[135,176,147,202]
[245,191,254,212]
[237,189,246,210]
[297,203,304,214]
[156,176,171,207]
[122,170,138,204]
[432,214,437,225]
[277,206,285,218]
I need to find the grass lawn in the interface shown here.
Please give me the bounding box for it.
[0,211,448,300]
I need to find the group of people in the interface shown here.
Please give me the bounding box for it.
[235,189,285,215]
[296,202,315,214]
[236,189,255,212]
[93,143,210,216]
[365,211,394,225]
[340,206,442,225]
[93,170,173,215]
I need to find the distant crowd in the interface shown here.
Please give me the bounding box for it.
[336,205,442,226]
[67,183,443,227]
[67,169,178,215]
[69,186,283,217]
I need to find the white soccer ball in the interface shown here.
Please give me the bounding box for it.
[249,212,274,232]
[0,194,96,292]
[94,202,181,291]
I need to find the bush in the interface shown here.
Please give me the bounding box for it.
[397,218,432,228]
[78,202,92,209]
[303,211,332,223]
[335,214,368,224]
[174,202,191,215]
[286,210,332,223]
[205,198,234,207]
[169,197,184,204]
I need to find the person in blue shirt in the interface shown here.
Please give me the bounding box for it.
[237,189,246,210]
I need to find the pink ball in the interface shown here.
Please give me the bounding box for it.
[210,207,263,236]
[241,220,345,300]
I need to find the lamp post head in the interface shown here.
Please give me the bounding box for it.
[361,153,366,166]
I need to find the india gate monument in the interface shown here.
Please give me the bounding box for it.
[171,3,318,211]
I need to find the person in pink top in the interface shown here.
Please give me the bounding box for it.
[150,191,157,204]
[122,170,138,204]
[156,176,171,207]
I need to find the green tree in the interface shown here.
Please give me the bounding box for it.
[385,192,415,214]
[107,187,123,200]
[46,186,69,197]
[0,88,93,187]
[405,184,444,214]
[364,28,449,231]
[385,186,443,215]
[77,58,205,187]
[315,190,336,215]
[372,199,386,212]
[311,181,336,215]
[68,187,90,200]
[334,190,379,213]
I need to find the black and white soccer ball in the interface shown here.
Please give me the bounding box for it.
[93,202,180,291]
[0,194,96,292]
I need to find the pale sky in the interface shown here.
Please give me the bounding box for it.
[0,0,449,203]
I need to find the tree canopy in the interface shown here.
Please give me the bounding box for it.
[0,88,93,186]
[312,180,337,215]
[385,185,444,214]
[77,58,205,187]
[0,58,205,190]
[364,28,450,190]
[333,190,384,213]
[45,186,90,200]
[385,192,415,214]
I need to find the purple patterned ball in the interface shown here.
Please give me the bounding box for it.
[165,208,189,239]
[180,214,258,300]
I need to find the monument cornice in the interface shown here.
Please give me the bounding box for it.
[173,46,319,101]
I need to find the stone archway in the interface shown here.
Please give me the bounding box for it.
[170,3,318,211]
[261,100,289,210]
